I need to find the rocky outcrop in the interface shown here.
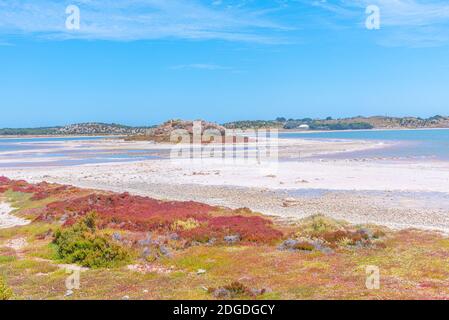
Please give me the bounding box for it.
[126,119,244,144]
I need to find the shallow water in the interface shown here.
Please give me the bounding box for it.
[2,129,449,167]
[280,129,449,161]
[0,136,163,167]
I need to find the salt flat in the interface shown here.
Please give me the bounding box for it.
[2,137,449,232]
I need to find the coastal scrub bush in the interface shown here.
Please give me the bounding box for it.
[336,237,355,247]
[293,215,387,249]
[0,277,13,300]
[0,176,11,185]
[9,179,286,245]
[181,215,283,244]
[372,229,386,239]
[208,281,266,299]
[0,177,78,200]
[224,281,251,297]
[42,191,282,244]
[321,230,366,245]
[172,218,201,231]
[43,193,213,231]
[292,241,316,251]
[53,213,131,268]
[296,215,347,236]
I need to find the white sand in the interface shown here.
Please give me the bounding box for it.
[0,202,30,229]
[4,157,449,194]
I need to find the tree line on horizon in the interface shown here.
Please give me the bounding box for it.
[0,115,448,135]
[222,115,449,130]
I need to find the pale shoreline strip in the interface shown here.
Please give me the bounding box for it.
[0,202,30,229]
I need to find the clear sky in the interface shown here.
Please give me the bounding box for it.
[1,0,449,127]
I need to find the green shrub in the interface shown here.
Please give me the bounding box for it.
[296,215,347,237]
[224,281,250,297]
[292,241,315,251]
[0,255,16,264]
[53,213,130,268]
[208,281,252,298]
[172,218,200,231]
[0,277,13,300]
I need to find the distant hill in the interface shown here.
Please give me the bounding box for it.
[223,115,449,130]
[56,123,152,135]
[334,115,449,129]
[2,115,449,136]
[0,123,153,136]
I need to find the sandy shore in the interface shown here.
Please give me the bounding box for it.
[2,137,449,232]
[0,202,30,229]
[5,156,449,192]
[3,156,449,232]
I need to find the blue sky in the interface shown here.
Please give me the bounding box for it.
[1,0,449,127]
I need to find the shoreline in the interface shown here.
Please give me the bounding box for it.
[3,155,449,232]
[1,126,449,138]
[0,135,384,164]
[278,127,449,134]
[0,201,30,229]
[1,134,449,233]
[0,135,122,140]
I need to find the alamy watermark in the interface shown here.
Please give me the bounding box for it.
[365,5,381,30]
[66,5,81,30]
[365,265,380,290]
[62,4,379,34]
[168,121,279,174]
[65,265,82,296]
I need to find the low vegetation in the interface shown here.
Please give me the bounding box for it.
[0,277,13,300]
[1,176,449,299]
[0,123,151,136]
[293,215,386,248]
[223,115,449,130]
[40,192,283,244]
[1,116,448,137]
[53,213,131,268]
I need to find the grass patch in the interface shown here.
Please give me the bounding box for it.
[172,246,235,273]
[0,276,13,300]
[11,258,58,274]
[2,190,55,213]
[0,222,55,241]
[28,243,59,261]
[0,255,16,264]
[2,190,33,207]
